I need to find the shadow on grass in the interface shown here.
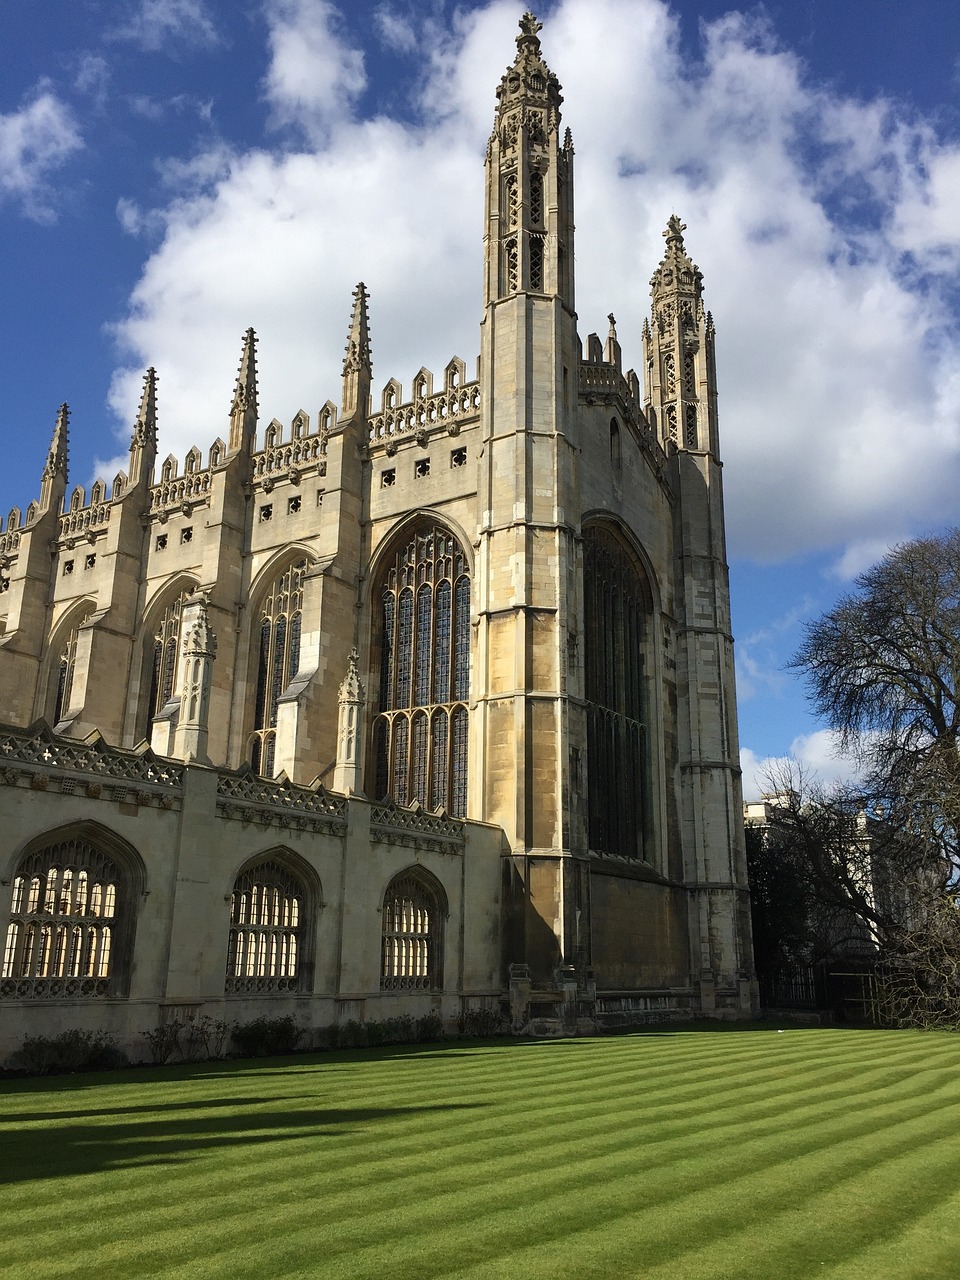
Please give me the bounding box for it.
[0,1099,484,1185]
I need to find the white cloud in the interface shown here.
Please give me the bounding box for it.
[108,0,221,52]
[102,0,960,576]
[0,88,83,222]
[261,0,366,140]
[740,730,863,803]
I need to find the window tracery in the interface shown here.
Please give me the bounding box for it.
[2,836,128,997]
[372,524,470,815]
[142,589,191,739]
[225,859,305,993]
[381,871,443,990]
[52,612,91,725]
[250,560,306,776]
[583,526,648,860]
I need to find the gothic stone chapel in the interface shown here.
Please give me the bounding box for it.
[0,14,756,1055]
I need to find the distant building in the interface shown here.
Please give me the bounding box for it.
[0,13,755,1056]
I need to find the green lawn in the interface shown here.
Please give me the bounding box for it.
[2,1026,960,1279]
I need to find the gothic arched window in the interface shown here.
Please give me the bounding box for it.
[381,869,445,990]
[51,610,92,726]
[583,526,649,860]
[250,560,306,776]
[371,524,470,815]
[225,857,310,994]
[142,588,191,739]
[2,832,137,998]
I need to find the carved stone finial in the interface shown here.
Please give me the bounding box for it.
[664,214,687,245]
[338,647,366,705]
[517,12,543,47]
[607,313,617,337]
[182,593,217,660]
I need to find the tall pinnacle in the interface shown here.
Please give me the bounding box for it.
[342,282,371,376]
[132,367,158,450]
[341,282,372,419]
[43,403,69,480]
[229,327,259,452]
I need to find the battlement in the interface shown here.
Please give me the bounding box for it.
[368,357,481,448]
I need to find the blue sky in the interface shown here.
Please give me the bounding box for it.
[2,0,959,796]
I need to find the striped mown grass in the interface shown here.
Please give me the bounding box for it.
[2,1026,960,1279]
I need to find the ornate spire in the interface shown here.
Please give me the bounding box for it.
[228,327,258,453]
[493,11,563,131]
[341,283,372,419]
[43,403,69,481]
[132,367,158,450]
[650,213,703,301]
[342,282,371,376]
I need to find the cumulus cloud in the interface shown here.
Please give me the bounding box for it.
[262,0,366,140]
[108,0,221,52]
[740,730,864,803]
[103,0,960,575]
[0,88,83,221]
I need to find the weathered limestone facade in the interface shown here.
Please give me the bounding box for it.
[0,14,755,1055]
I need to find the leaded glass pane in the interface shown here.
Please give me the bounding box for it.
[411,712,429,806]
[372,525,470,812]
[225,859,304,994]
[380,873,442,990]
[1,838,124,995]
[583,526,649,860]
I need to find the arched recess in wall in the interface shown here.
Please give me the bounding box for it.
[582,519,656,862]
[1,821,145,999]
[133,575,199,743]
[245,551,315,777]
[380,865,448,991]
[224,848,320,995]
[40,600,96,727]
[367,516,472,817]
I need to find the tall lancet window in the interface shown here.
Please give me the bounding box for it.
[250,560,306,776]
[51,611,92,726]
[142,589,191,739]
[583,525,649,861]
[372,523,470,816]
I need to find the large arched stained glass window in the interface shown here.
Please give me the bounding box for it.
[141,588,191,740]
[225,858,309,994]
[381,870,445,990]
[2,833,134,999]
[250,560,306,776]
[372,524,470,816]
[583,526,649,860]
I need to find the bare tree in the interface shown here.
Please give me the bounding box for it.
[792,530,960,879]
[783,531,960,1024]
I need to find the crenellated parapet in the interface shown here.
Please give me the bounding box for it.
[368,360,481,450]
[250,407,332,489]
